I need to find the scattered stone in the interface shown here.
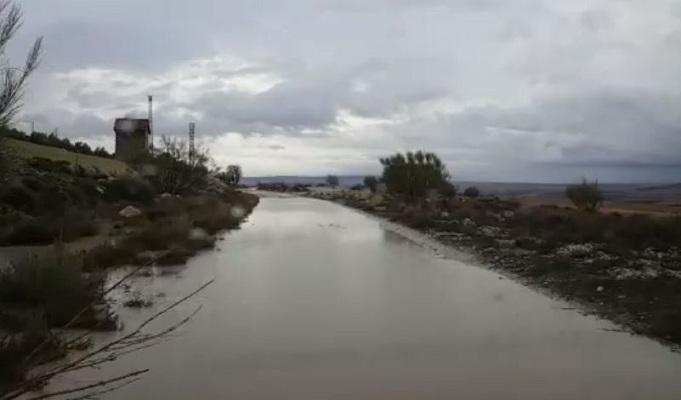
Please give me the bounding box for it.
[118,205,143,218]
[189,227,209,241]
[462,218,476,228]
[123,292,153,308]
[596,286,604,292]
[610,266,660,280]
[502,210,515,219]
[479,225,502,237]
[432,232,465,240]
[495,239,515,249]
[512,249,534,257]
[556,243,594,258]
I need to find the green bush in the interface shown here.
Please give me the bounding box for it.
[217,164,242,186]
[146,137,211,195]
[21,176,43,191]
[0,136,11,179]
[103,177,154,203]
[27,157,72,174]
[0,251,111,329]
[83,243,136,270]
[0,321,65,389]
[2,218,54,245]
[125,217,192,251]
[463,186,480,198]
[380,151,452,201]
[0,185,36,214]
[510,206,681,252]
[0,213,98,246]
[565,179,603,212]
[363,176,378,192]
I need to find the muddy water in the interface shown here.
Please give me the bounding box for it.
[49,197,681,399]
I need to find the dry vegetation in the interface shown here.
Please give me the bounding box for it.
[4,139,130,175]
[300,150,681,348]
[0,187,259,391]
[315,189,681,346]
[0,143,257,393]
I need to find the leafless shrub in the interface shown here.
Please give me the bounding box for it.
[0,261,214,400]
[0,0,42,127]
[565,179,603,212]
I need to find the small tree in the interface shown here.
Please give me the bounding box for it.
[218,164,242,186]
[565,179,603,212]
[463,186,480,198]
[363,176,378,193]
[326,175,339,186]
[148,137,211,195]
[379,151,452,201]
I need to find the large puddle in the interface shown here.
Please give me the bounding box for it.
[46,197,681,399]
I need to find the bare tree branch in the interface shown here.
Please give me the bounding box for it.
[1,279,215,400]
[62,377,143,400]
[0,0,42,127]
[21,264,149,368]
[23,369,149,400]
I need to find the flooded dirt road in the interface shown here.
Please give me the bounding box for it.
[49,197,681,399]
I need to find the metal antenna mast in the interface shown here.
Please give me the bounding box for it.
[188,122,196,161]
[148,95,154,153]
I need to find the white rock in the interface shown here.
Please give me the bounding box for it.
[502,210,515,219]
[479,225,502,237]
[495,239,515,248]
[596,286,604,292]
[556,243,594,258]
[118,205,143,218]
[189,227,209,240]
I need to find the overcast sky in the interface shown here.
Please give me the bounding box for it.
[9,0,681,182]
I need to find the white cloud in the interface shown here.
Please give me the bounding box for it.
[13,0,681,181]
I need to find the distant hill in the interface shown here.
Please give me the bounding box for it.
[637,183,681,192]
[242,176,681,200]
[5,138,130,175]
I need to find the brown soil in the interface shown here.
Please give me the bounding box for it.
[308,189,681,349]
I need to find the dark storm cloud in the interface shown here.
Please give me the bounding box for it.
[13,0,681,180]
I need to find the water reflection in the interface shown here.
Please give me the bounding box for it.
[47,197,681,400]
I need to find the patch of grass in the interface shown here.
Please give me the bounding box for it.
[0,250,114,330]
[0,185,36,214]
[0,213,99,246]
[5,138,129,175]
[192,200,242,234]
[129,217,193,251]
[83,243,137,271]
[0,321,66,391]
[123,291,153,308]
[102,177,154,203]
[510,206,681,251]
[85,192,258,269]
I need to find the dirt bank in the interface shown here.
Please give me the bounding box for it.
[306,188,681,349]
[0,189,260,391]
